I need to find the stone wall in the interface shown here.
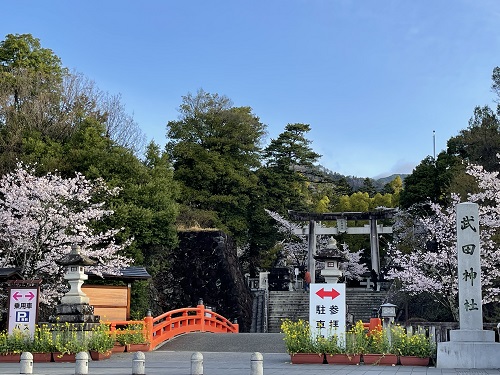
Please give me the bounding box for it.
[153,230,253,332]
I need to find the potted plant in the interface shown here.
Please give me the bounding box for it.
[344,320,367,364]
[88,324,114,360]
[0,328,31,362]
[392,326,435,366]
[29,324,54,362]
[113,329,127,352]
[363,326,397,365]
[121,323,150,352]
[281,319,324,364]
[53,323,89,362]
[320,331,359,365]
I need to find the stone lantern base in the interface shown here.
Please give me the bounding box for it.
[49,303,100,332]
[52,303,100,323]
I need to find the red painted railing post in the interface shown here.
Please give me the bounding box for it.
[197,304,205,332]
[108,305,238,350]
[144,314,154,351]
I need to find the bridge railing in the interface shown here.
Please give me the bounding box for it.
[107,304,239,351]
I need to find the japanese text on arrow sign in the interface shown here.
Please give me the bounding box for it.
[309,283,346,343]
[8,286,39,337]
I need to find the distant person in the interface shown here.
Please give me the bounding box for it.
[304,270,311,292]
[370,269,378,291]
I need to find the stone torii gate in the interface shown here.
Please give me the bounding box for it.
[288,209,396,283]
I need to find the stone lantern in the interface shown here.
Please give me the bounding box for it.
[380,302,397,345]
[380,302,397,329]
[51,245,100,324]
[313,237,346,283]
[380,303,396,321]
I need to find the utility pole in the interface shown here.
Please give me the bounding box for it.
[433,130,436,160]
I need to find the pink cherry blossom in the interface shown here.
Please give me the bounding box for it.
[0,163,132,306]
[387,162,500,320]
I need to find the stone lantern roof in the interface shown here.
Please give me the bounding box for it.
[56,245,97,266]
[314,238,346,262]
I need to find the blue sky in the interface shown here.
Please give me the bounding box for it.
[3,1,500,178]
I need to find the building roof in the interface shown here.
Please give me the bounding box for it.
[86,266,151,281]
[0,266,151,282]
[0,268,22,280]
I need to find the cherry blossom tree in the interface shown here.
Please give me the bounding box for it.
[0,163,132,306]
[265,209,367,280]
[387,163,500,320]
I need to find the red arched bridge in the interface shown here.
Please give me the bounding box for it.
[108,303,239,351]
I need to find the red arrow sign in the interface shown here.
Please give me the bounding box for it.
[316,288,340,300]
[25,291,35,301]
[12,291,22,301]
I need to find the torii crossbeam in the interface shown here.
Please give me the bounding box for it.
[288,209,396,283]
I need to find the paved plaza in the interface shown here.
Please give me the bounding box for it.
[2,351,500,375]
[2,333,500,375]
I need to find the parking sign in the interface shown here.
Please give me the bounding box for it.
[8,280,40,337]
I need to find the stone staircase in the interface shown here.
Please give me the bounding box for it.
[345,289,387,323]
[268,291,309,333]
[266,289,388,333]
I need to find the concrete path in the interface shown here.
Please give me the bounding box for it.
[156,332,288,353]
[1,333,500,374]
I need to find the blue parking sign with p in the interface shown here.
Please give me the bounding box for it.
[16,311,29,322]
[8,284,39,337]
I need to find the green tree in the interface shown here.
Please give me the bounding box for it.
[349,192,370,212]
[399,153,458,209]
[383,175,403,206]
[336,195,351,211]
[264,123,320,169]
[166,90,265,246]
[260,123,320,215]
[383,175,403,194]
[0,34,67,174]
[402,67,500,209]
[249,123,323,271]
[0,33,178,316]
[335,176,354,196]
[371,192,392,209]
[314,195,330,213]
[447,105,500,173]
[358,177,376,197]
[20,117,180,267]
[0,33,62,74]
[0,33,64,105]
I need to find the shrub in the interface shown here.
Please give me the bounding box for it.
[88,324,114,353]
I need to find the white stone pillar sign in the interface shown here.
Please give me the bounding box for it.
[456,202,482,330]
[437,202,499,369]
